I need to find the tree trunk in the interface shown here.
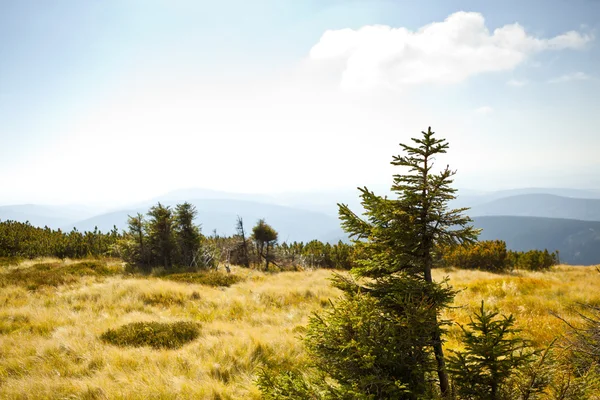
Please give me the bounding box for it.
[424,247,450,396]
[265,242,270,271]
[420,146,450,397]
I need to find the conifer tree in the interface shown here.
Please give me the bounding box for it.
[235,216,251,268]
[174,202,202,268]
[338,126,479,396]
[146,203,176,270]
[126,213,149,271]
[447,301,534,400]
[252,219,278,270]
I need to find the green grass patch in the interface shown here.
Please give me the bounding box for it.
[0,260,122,290]
[100,321,200,349]
[161,271,245,287]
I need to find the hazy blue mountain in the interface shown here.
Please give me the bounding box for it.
[66,199,340,243]
[6,187,600,265]
[452,187,600,209]
[474,216,600,265]
[468,194,600,221]
[0,204,101,229]
[152,187,371,217]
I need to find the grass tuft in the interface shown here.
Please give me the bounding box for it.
[100,321,201,349]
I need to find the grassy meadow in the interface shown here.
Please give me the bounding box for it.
[1,258,599,399]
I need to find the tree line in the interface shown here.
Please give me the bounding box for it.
[0,217,558,274]
[0,220,120,260]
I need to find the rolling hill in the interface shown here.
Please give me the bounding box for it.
[0,204,101,229]
[468,194,600,221]
[451,187,600,209]
[63,199,340,243]
[4,187,600,264]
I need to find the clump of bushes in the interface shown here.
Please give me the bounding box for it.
[508,249,559,271]
[160,271,245,287]
[440,241,559,273]
[0,260,122,290]
[441,240,509,272]
[100,321,200,349]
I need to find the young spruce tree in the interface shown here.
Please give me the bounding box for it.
[337,127,479,396]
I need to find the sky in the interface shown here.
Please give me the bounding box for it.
[1,0,599,206]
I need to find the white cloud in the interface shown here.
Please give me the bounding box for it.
[507,79,528,87]
[475,106,493,115]
[548,71,591,83]
[309,11,593,91]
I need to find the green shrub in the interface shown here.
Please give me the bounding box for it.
[448,301,537,400]
[99,321,200,349]
[160,271,245,287]
[440,242,559,273]
[508,249,558,271]
[256,369,326,400]
[441,240,509,272]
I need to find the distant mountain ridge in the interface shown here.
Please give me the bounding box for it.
[62,198,340,243]
[468,194,600,221]
[3,187,600,264]
[0,204,101,229]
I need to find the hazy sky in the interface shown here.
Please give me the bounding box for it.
[1,0,599,206]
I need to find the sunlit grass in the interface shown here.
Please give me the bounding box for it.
[436,265,600,350]
[0,259,599,398]
[0,259,339,399]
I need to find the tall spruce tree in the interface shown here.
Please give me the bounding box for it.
[174,202,202,268]
[338,127,479,396]
[146,203,176,270]
[126,213,149,271]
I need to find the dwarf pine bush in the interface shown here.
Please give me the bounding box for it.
[100,321,200,349]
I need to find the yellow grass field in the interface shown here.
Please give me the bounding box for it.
[1,259,599,399]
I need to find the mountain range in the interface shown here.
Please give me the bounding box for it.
[2,187,600,265]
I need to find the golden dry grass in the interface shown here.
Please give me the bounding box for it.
[0,260,340,399]
[436,265,600,350]
[1,260,599,399]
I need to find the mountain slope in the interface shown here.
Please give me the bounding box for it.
[469,194,600,221]
[451,187,600,209]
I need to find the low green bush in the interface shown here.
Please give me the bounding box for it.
[508,249,558,271]
[441,240,509,272]
[440,241,559,273]
[100,321,200,349]
[160,271,245,287]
